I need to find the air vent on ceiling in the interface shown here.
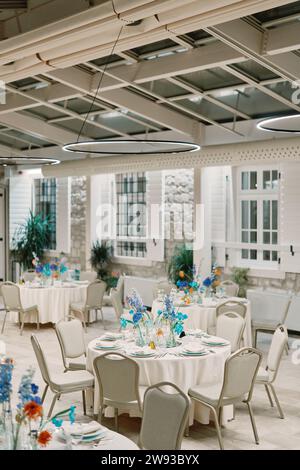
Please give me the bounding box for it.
[0,0,27,8]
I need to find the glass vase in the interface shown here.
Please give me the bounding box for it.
[134,324,147,347]
[166,327,177,348]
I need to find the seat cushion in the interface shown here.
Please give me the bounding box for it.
[69,357,87,371]
[103,385,147,410]
[188,382,222,407]
[23,305,39,314]
[255,366,269,383]
[70,302,85,312]
[102,295,112,306]
[252,320,277,330]
[51,370,94,392]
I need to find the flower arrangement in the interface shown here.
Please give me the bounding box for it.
[120,290,153,346]
[32,253,68,281]
[202,264,222,293]
[157,295,188,347]
[0,359,75,450]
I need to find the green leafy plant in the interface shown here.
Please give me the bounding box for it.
[231,267,249,297]
[168,244,193,285]
[90,240,113,279]
[11,211,53,270]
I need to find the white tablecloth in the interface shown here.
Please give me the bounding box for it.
[86,337,231,426]
[11,284,88,324]
[152,297,252,347]
[47,426,139,450]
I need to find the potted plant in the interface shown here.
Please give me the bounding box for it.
[11,211,53,271]
[231,267,249,297]
[90,240,113,279]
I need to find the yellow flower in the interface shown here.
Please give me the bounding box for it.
[214,268,222,276]
[179,271,185,279]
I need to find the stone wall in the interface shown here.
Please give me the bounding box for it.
[247,272,300,293]
[68,176,87,268]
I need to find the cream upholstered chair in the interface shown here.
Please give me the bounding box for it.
[93,352,145,432]
[23,271,36,282]
[188,347,262,450]
[216,311,246,352]
[1,282,39,335]
[69,280,107,331]
[255,325,288,419]
[55,317,86,371]
[111,288,124,320]
[139,382,190,450]
[208,299,247,335]
[103,276,124,307]
[220,280,239,297]
[31,334,94,418]
[80,271,97,283]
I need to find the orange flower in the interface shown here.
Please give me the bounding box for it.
[213,280,221,288]
[37,430,52,447]
[189,287,194,294]
[24,401,43,420]
[214,268,222,276]
[179,271,185,279]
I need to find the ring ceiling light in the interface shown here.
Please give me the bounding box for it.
[257,114,300,133]
[0,157,60,166]
[63,140,200,155]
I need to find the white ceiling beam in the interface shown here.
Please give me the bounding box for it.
[265,22,300,56]
[0,142,23,158]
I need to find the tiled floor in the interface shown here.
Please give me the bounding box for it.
[1,307,300,450]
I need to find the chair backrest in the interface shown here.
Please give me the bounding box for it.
[220,347,262,404]
[55,318,86,365]
[216,300,247,319]
[93,353,141,409]
[140,382,190,450]
[116,276,124,294]
[247,289,291,324]
[220,280,239,297]
[285,294,300,331]
[30,334,51,386]
[23,271,36,282]
[86,280,107,308]
[80,271,97,283]
[1,282,22,311]
[216,311,246,352]
[111,288,124,319]
[266,324,288,382]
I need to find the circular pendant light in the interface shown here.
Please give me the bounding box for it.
[257,114,300,133]
[63,140,200,155]
[62,25,200,157]
[0,157,60,166]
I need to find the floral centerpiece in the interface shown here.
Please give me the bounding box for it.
[176,265,201,304]
[120,290,153,347]
[202,264,222,296]
[32,253,68,284]
[0,357,75,450]
[156,295,188,347]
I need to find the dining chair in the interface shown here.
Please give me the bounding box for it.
[31,334,94,418]
[1,281,40,335]
[103,275,124,307]
[216,311,246,352]
[248,289,291,348]
[69,279,107,331]
[152,281,175,300]
[23,271,36,282]
[55,316,87,372]
[188,347,262,450]
[208,299,247,335]
[80,271,97,283]
[139,382,190,450]
[220,280,239,297]
[93,352,145,432]
[255,324,288,419]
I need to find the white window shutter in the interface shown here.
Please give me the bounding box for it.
[209,167,227,266]
[280,162,300,273]
[56,177,71,253]
[9,175,32,247]
[146,171,164,262]
[90,174,114,243]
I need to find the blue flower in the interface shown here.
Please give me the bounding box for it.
[33,396,42,405]
[177,312,188,321]
[18,367,35,405]
[120,317,127,329]
[133,312,142,324]
[0,362,13,404]
[174,323,184,335]
[203,277,212,288]
[31,383,39,395]
[52,417,63,428]
[69,405,76,424]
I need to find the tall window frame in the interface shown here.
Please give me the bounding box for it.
[237,166,279,268]
[34,177,57,251]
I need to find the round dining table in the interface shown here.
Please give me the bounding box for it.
[86,334,232,426]
[11,282,88,324]
[152,296,252,347]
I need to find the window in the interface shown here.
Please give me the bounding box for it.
[115,172,147,258]
[34,178,57,250]
[238,168,279,266]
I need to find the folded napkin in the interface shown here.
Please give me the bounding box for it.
[130,346,152,355]
[63,421,103,436]
[96,340,120,348]
[101,332,122,339]
[183,342,204,353]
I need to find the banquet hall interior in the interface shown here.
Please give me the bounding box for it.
[0,0,300,452]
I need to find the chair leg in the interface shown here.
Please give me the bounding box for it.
[41,384,49,403]
[184,421,189,437]
[246,401,259,445]
[100,308,106,330]
[20,313,25,336]
[1,310,8,334]
[47,394,58,418]
[254,329,258,348]
[269,384,284,419]
[211,407,224,450]
[82,390,87,415]
[97,406,103,424]
[36,310,40,331]
[264,384,274,407]
[114,408,119,432]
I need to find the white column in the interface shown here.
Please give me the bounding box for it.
[193,167,211,277]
